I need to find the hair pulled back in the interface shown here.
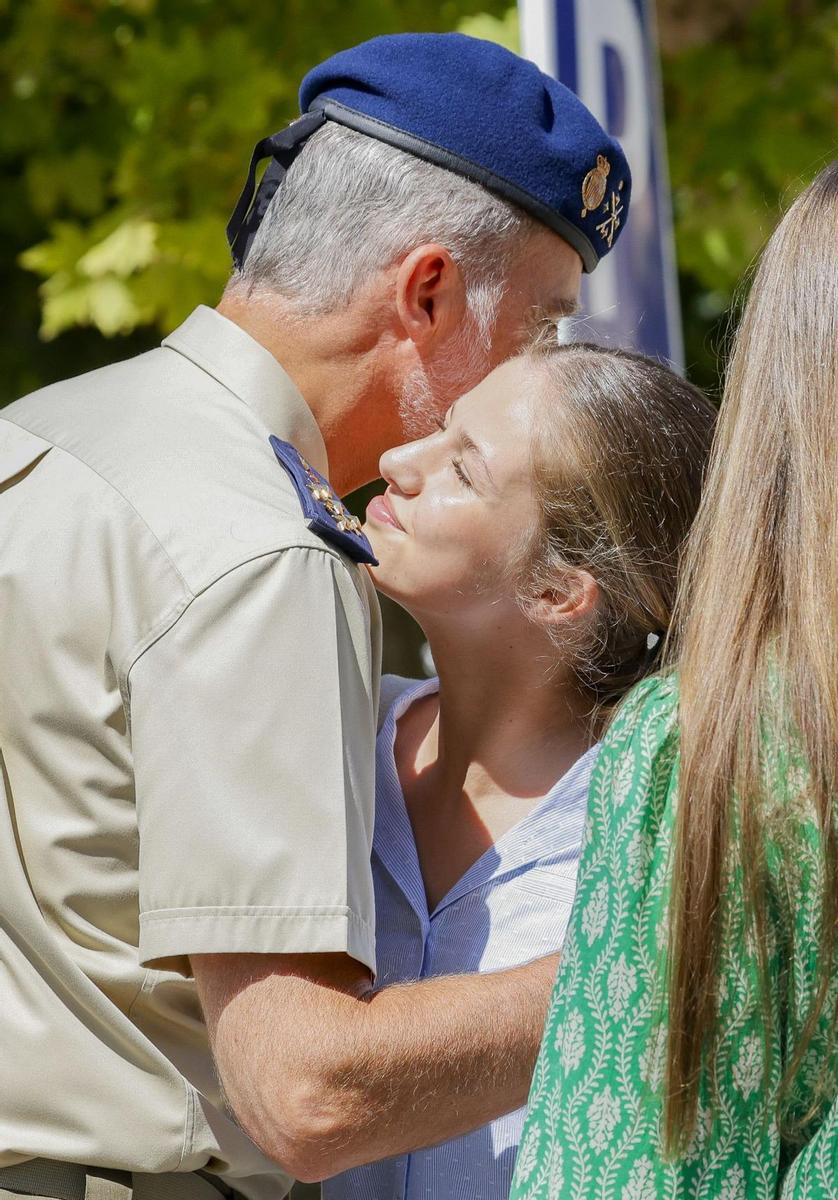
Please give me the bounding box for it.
[518,341,716,724]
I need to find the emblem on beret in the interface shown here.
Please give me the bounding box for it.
[581,155,611,218]
[596,188,625,249]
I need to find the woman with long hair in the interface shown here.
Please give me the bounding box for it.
[322,341,715,1200]
[510,160,838,1199]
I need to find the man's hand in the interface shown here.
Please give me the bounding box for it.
[192,950,559,1183]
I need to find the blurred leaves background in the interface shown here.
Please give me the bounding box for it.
[1,0,835,409]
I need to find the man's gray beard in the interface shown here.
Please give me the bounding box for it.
[397,366,440,441]
[396,319,493,441]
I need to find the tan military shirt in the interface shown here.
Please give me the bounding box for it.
[0,306,381,1199]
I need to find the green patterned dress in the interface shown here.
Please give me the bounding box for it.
[510,674,837,1200]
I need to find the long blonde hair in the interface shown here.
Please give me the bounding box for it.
[665,160,838,1149]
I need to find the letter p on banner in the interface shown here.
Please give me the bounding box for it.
[519,0,684,368]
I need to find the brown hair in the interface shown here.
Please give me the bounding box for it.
[519,341,717,725]
[665,160,838,1150]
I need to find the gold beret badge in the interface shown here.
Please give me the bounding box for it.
[580,155,611,218]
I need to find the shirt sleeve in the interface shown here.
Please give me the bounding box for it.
[128,546,377,975]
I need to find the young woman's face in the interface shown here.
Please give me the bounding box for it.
[365,357,541,625]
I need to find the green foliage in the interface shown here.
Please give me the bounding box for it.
[0,0,508,403]
[662,0,837,386]
[664,0,837,296]
[458,6,519,51]
[0,0,835,404]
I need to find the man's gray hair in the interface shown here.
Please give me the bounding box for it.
[231,123,535,345]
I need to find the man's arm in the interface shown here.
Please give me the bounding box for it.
[192,950,558,1183]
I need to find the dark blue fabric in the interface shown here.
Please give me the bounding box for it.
[227,110,327,268]
[269,436,378,566]
[298,33,631,270]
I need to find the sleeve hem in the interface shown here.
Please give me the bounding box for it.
[139,905,375,975]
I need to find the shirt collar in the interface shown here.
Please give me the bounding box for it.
[436,742,598,914]
[373,677,439,924]
[162,305,329,477]
[373,676,600,920]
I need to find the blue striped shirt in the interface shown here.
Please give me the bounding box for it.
[323,676,598,1200]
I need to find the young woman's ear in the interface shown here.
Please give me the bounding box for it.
[531,570,599,632]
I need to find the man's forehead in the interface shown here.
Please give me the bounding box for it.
[520,253,583,327]
[517,229,583,296]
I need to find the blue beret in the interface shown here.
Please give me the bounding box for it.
[228,33,630,274]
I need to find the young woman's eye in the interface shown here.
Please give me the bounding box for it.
[452,458,473,489]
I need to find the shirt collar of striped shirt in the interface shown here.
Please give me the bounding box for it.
[373,676,599,920]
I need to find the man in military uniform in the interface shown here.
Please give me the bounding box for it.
[0,33,630,1200]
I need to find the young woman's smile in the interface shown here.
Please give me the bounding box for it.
[366,490,405,532]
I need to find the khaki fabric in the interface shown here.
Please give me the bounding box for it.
[0,1159,238,1200]
[0,307,382,1199]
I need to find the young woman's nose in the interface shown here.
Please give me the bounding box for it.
[379,440,426,495]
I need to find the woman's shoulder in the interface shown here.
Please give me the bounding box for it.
[596,671,680,776]
[377,673,439,735]
[611,669,679,726]
[578,672,682,866]
[379,673,419,716]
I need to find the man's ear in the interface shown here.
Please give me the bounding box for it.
[394,243,467,348]
[530,569,599,632]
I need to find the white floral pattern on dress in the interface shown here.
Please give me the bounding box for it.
[732,1032,764,1100]
[509,674,838,1200]
[587,1084,621,1153]
[626,826,653,890]
[580,875,609,946]
[718,1163,747,1199]
[606,953,637,1019]
[555,1007,586,1074]
[515,1124,541,1183]
[624,1155,657,1200]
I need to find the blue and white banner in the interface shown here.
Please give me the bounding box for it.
[520,0,683,367]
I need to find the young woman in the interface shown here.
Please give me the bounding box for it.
[510,163,838,1200]
[323,341,716,1200]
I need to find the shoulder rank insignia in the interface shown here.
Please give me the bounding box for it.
[269,435,378,566]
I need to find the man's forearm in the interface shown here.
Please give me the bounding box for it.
[316,957,558,1173]
[194,952,558,1182]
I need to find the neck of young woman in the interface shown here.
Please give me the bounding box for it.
[395,617,596,913]
[421,619,595,803]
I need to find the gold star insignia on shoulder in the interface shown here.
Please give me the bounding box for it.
[269,436,377,564]
[297,453,363,532]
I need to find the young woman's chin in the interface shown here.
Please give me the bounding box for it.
[366,567,420,614]
[362,560,441,634]
[364,522,431,606]
[364,548,408,599]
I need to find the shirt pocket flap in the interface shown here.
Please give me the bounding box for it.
[0,424,52,490]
